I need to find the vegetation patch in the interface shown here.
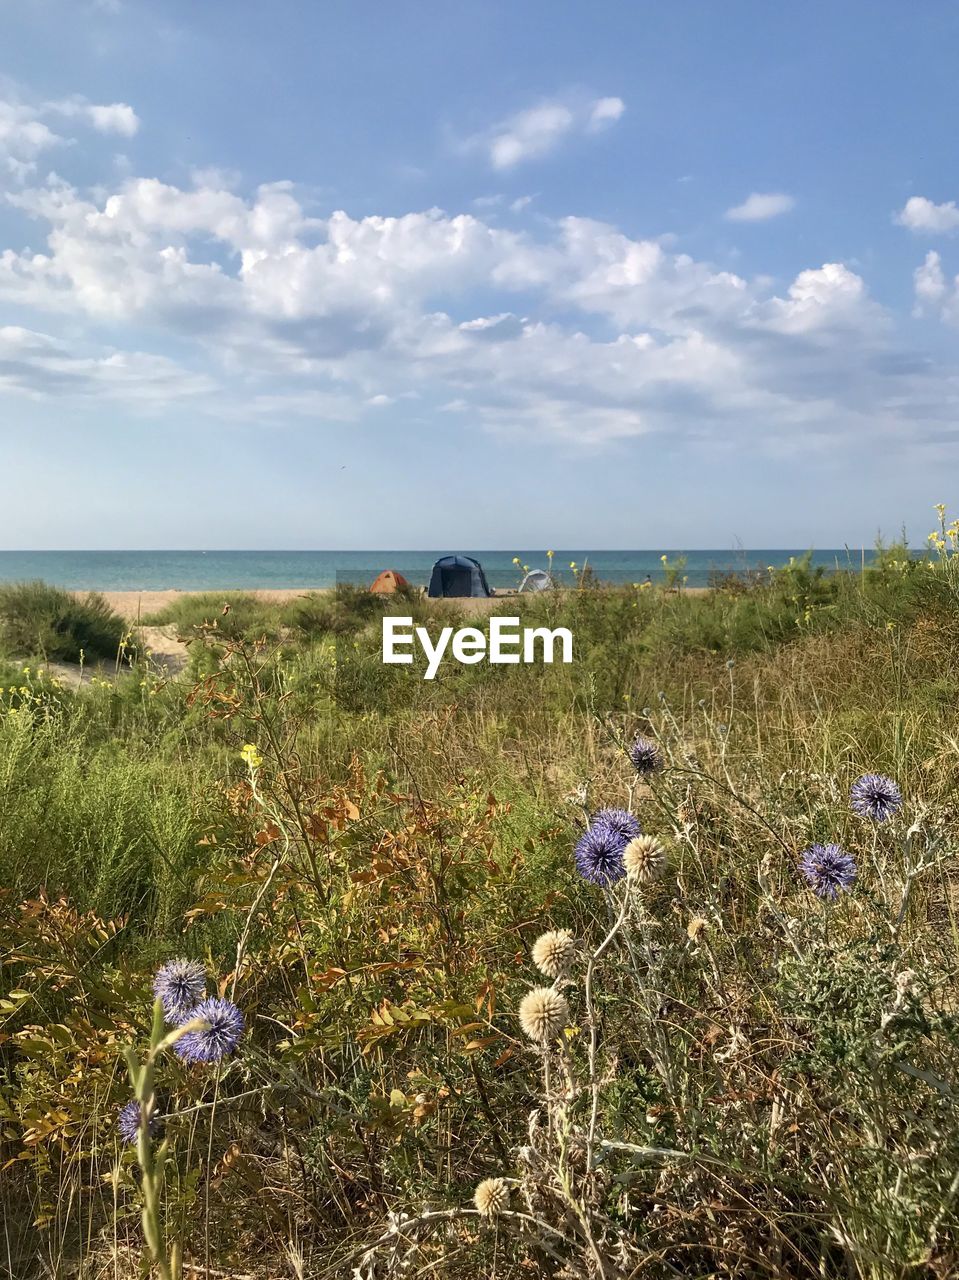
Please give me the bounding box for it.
[3,524,959,1277]
[0,580,130,663]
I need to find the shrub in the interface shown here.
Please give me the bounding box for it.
[0,580,128,662]
[283,582,425,637]
[142,591,281,638]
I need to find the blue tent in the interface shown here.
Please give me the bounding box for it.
[427,555,492,598]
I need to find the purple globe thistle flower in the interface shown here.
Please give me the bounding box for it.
[628,735,662,776]
[574,809,642,886]
[174,997,245,1064]
[117,1099,159,1145]
[799,843,857,901]
[850,774,902,823]
[594,808,643,845]
[153,958,207,1024]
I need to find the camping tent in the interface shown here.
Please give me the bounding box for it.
[369,569,410,594]
[519,569,554,593]
[427,555,492,598]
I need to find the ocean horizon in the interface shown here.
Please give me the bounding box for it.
[0,548,883,592]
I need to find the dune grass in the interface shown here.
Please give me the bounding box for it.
[0,580,130,663]
[141,590,285,637]
[2,543,959,1277]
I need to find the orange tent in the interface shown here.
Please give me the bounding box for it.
[370,569,410,594]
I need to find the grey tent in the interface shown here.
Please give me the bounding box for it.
[519,569,554,593]
[427,555,492,598]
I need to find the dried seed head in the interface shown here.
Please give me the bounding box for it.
[565,1133,588,1169]
[720,1222,749,1273]
[531,929,576,979]
[518,987,569,1043]
[474,1176,510,1217]
[896,969,918,996]
[623,834,668,884]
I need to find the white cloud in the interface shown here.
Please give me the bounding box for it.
[0,100,62,176]
[0,324,210,403]
[910,250,959,325]
[458,312,525,340]
[587,96,625,130]
[489,103,574,169]
[0,90,140,179]
[86,102,139,136]
[0,166,950,447]
[725,192,795,222]
[914,250,946,309]
[759,262,876,335]
[479,94,625,170]
[895,195,959,234]
[471,193,535,214]
[46,96,140,137]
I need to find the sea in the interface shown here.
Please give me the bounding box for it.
[0,549,880,592]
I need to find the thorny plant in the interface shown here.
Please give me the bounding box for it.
[7,529,959,1278]
[120,965,244,1280]
[349,682,959,1280]
[122,1000,201,1280]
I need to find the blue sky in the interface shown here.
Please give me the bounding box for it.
[1,0,958,549]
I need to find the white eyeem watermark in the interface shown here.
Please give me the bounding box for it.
[382,616,573,680]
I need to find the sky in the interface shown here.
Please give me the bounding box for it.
[1,0,958,549]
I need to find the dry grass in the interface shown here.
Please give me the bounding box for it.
[2,557,959,1277]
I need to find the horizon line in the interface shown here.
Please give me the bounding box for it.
[0,545,881,554]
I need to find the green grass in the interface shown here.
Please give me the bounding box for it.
[2,552,959,1278]
[142,590,285,637]
[0,580,130,663]
[0,706,216,928]
[282,582,432,635]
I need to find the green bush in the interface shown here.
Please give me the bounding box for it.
[142,591,282,638]
[282,582,425,636]
[0,580,128,662]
